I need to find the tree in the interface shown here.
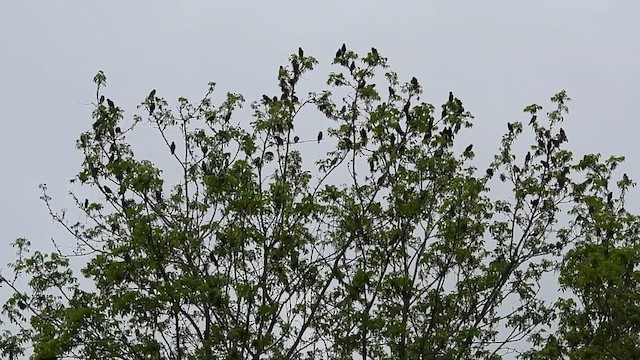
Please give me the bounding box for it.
[1,45,638,359]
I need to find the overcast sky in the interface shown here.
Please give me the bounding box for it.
[1,1,640,355]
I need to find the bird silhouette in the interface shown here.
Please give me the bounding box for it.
[298,47,304,58]
[149,89,156,99]
[99,95,104,104]
[360,129,367,144]
[317,131,323,143]
[104,186,112,194]
[464,144,473,153]
[107,99,115,109]
[293,136,299,143]
[486,168,494,177]
[274,136,284,146]
[84,199,89,208]
[448,91,454,103]
[170,141,176,155]
[507,123,514,132]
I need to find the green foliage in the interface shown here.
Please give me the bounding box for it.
[1,46,639,359]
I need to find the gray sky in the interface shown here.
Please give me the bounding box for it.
[1,0,640,355]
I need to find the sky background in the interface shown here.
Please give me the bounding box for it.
[1,1,640,356]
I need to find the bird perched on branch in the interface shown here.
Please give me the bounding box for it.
[170,141,176,155]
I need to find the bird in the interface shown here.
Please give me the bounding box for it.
[360,129,368,144]
[298,47,304,58]
[464,144,473,153]
[274,136,284,146]
[115,127,121,134]
[525,152,531,165]
[411,77,419,87]
[84,199,89,208]
[317,131,323,143]
[486,168,494,177]
[99,95,104,104]
[529,115,537,125]
[371,47,378,55]
[104,186,112,194]
[170,141,176,155]
[107,99,115,109]
[341,43,346,54]
[202,145,208,155]
[507,122,514,132]
[262,94,271,103]
[441,108,447,119]
[349,61,356,72]
[448,91,454,103]
[224,112,231,123]
[293,136,299,143]
[149,89,156,99]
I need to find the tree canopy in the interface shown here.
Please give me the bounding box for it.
[1,45,639,359]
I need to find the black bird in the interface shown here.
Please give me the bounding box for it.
[335,48,341,59]
[448,91,454,103]
[149,89,156,99]
[293,136,299,143]
[262,94,271,103]
[84,199,89,208]
[529,115,537,125]
[349,61,356,72]
[104,186,112,194]
[464,144,473,153]
[486,168,494,177]
[507,122,514,132]
[99,95,105,104]
[389,86,395,98]
[341,43,346,54]
[170,141,176,155]
[525,152,531,165]
[115,127,121,134]
[107,98,115,109]
[371,47,378,55]
[403,100,411,119]
[274,136,284,146]
[559,128,567,141]
[298,47,304,58]
[411,77,419,87]
[224,112,231,123]
[202,145,208,155]
[360,129,368,144]
[441,108,447,119]
[317,131,323,143]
